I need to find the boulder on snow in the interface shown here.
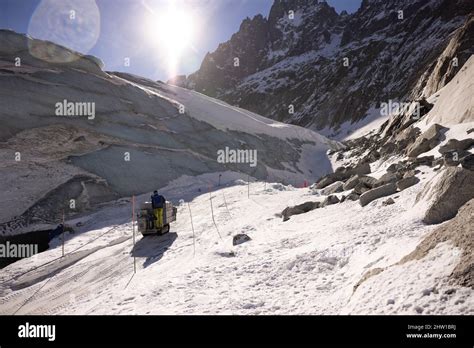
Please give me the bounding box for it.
[322,195,340,207]
[281,201,320,221]
[315,162,371,190]
[374,172,400,187]
[320,181,344,195]
[346,192,360,201]
[350,162,371,175]
[442,151,468,166]
[461,154,474,170]
[380,141,397,156]
[233,234,251,246]
[396,175,420,191]
[438,138,474,154]
[403,169,419,178]
[342,175,360,191]
[343,174,376,191]
[386,162,405,173]
[382,197,395,206]
[419,167,474,224]
[408,155,435,169]
[359,183,397,207]
[406,123,446,158]
[315,173,346,189]
[353,182,372,195]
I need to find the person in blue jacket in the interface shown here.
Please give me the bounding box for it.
[151,190,165,228]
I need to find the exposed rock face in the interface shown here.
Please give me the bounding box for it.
[359,183,397,207]
[399,199,474,288]
[418,167,474,224]
[183,0,474,134]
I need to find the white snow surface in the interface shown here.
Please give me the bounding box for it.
[0,167,471,315]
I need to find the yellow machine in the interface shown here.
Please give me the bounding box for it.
[137,201,177,236]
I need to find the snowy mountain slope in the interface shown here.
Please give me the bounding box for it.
[421,55,474,126]
[1,43,473,316]
[0,30,338,236]
[179,0,474,136]
[0,170,472,315]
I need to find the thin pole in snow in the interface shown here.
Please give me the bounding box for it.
[187,203,196,256]
[222,190,232,218]
[209,185,222,240]
[132,195,136,274]
[247,174,250,198]
[61,210,65,257]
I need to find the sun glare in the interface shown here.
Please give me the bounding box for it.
[146,5,195,77]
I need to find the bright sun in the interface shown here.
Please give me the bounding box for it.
[146,5,195,76]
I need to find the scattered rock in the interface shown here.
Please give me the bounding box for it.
[360,183,397,207]
[408,155,435,169]
[353,182,372,195]
[414,306,424,314]
[233,234,251,246]
[387,162,404,173]
[281,201,320,221]
[382,197,395,206]
[315,173,346,189]
[343,175,377,191]
[320,181,344,195]
[342,175,360,191]
[396,175,420,191]
[438,138,474,154]
[350,162,371,175]
[442,151,463,166]
[374,172,399,187]
[444,288,456,295]
[387,299,395,305]
[346,192,360,201]
[380,142,397,156]
[403,169,419,178]
[407,123,446,158]
[322,195,340,207]
[461,154,474,170]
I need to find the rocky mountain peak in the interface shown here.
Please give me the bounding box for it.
[182,0,473,137]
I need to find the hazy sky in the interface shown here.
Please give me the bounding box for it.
[1,0,362,81]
